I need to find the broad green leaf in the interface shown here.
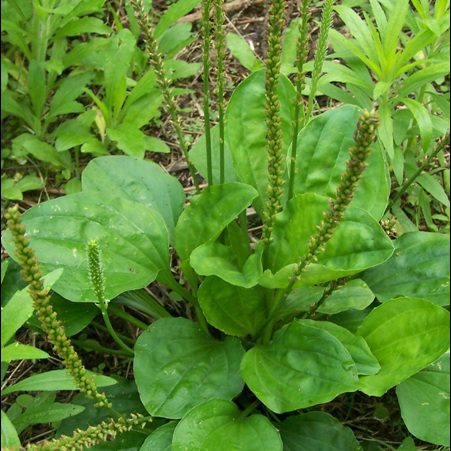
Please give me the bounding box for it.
[172,399,283,451]
[278,412,362,451]
[241,321,360,413]
[49,72,93,118]
[1,260,8,283]
[198,277,268,338]
[190,124,237,185]
[191,242,263,288]
[263,194,394,288]
[398,437,417,451]
[318,279,375,315]
[158,22,193,55]
[13,403,85,425]
[1,343,49,362]
[2,369,116,395]
[279,286,324,318]
[54,16,111,38]
[154,0,199,38]
[1,269,62,347]
[292,105,389,220]
[281,18,302,74]
[401,97,433,152]
[174,182,258,261]
[1,91,34,127]
[417,172,450,208]
[357,297,451,396]
[227,33,263,72]
[225,69,295,214]
[363,232,450,306]
[2,194,170,302]
[134,318,245,419]
[107,123,146,159]
[140,422,177,451]
[299,320,380,376]
[82,156,184,244]
[28,60,46,118]
[1,410,21,450]
[145,136,170,153]
[396,353,450,447]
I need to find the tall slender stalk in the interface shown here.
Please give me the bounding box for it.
[306,0,334,122]
[86,240,135,356]
[129,0,200,193]
[201,0,214,185]
[213,0,227,184]
[259,111,380,342]
[262,0,286,248]
[288,0,311,201]
[5,206,112,409]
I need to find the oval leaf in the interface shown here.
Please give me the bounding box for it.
[241,321,360,413]
[299,320,380,376]
[293,105,390,220]
[198,276,268,338]
[263,194,394,288]
[140,422,177,451]
[357,297,451,396]
[172,399,283,451]
[82,156,185,244]
[2,193,170,302]
[279,412,362,451]
[1,410,21,450]
[396,352,450,447]
[174,182,258,262]
[14,403,85,425]
[134,318,245,419]
[363,232,450,306]
[225,69,295,213]
[1,344,49,362]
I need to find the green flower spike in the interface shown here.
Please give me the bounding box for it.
[262,0,286,246]
[26,413,148,451]
[294,110,380,279]
[5,206,111,409]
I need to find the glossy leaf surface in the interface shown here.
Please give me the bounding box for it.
[82,156,185,243]
[2,194,170,302]
[279,412,362,451]
[225,69,295,213]
[140,422,177,451]
[262,194,394,288]
[134,318,245,419]
[174,183,258,261]
[292,105,389,220]
[241,321,360,413]
[198,277,268,337]
[396,353,450,446]
[172,399,283,451]
[357,297,451,396]
[363,232,450,306]
[299,320,380,376]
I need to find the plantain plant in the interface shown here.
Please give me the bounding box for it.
[2,0,450,449]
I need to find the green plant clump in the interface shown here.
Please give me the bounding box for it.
[1,0,450,450]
